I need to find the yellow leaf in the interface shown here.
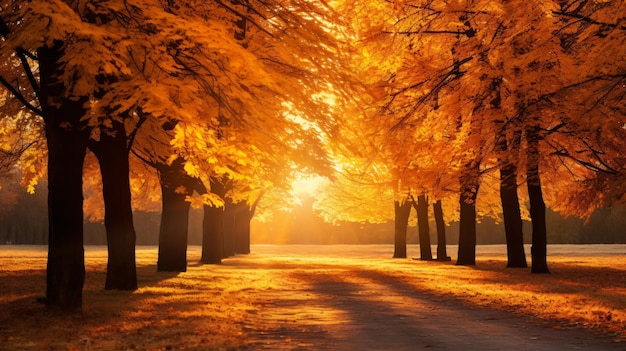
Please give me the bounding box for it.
[184,161,200,178]
[166,154,178,166]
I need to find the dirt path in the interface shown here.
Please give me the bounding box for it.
[237,257,624,351]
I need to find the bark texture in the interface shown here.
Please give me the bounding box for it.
[433,200,451,261]
[222,198,236,258]
[457,173,479,266]
[500,163,527,268]
[415,195,432,260]
[90,120,138,290]
[526,125,550,274]
[393,199,412,259]
[157,160,195,272]
[497,121,527,268]
[492,77,527,268]
[201,176,226,264]
[39,42,90,310]
[201,204,224,264]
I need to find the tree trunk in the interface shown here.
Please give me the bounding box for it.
[237,212,252,254]
[44,122,88,310]
[90,121,138,290]
[201,204,223,264]
[232,202,251,254]
[222,198,236,258]
[433,200,451,261]
[233,193,261,255]
[497,121,527,268]
[457,173,479,266]
[39,42,90,310]
[393,199,412,258]
[414,195,432,260]
[157,160,194,272]
[500,163,527,268]
[201,176,225,264]
[490,76,526,267]
[526,125,550,274]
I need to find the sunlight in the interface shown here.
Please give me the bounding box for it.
[2,245,626,348]
[291,174,327,196]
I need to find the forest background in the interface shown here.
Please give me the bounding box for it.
[1,180,624,246]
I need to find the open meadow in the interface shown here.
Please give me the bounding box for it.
[1,244,625,350]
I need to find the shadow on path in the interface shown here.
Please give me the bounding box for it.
[244,265,625,351]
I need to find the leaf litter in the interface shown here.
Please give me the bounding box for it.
[0,244,625,350]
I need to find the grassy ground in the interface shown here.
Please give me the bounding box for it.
[0,244,624,350]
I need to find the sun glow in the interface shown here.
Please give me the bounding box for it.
[291,174,327,196]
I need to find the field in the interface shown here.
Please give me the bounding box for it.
[0,244,625,350]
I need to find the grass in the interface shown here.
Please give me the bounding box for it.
[0,244,624,350]
[386,255,626,336]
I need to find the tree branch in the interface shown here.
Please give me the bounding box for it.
[549,145,618,175]
[552,10,626,31]
[131,148,158,169]
[388,56,473,133]
[0,75,43,116]
[16,48,40,95]
[214,0,273,36]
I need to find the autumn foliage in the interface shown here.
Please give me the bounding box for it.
[0,0,624,310]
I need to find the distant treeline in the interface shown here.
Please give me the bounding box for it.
[249,195,626,245]
[250,206,626,245]
[0,188,624,245]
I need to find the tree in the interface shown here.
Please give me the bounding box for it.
[340,0,490,265]
[201,176,226,264]
[39,41,91,310]
[89,118,141,289]
[542,1,626,217]
[155,158,198,272]
[433,200,451,261]
[526,122,549,273]
[341,0,625,271]
[1,6,86,309]
[393,197,412,259]
[162,0,354,263]
[412,194,432,260]
[0,0,261,307]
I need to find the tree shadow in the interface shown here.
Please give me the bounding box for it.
[281,268,626,350]
[461,259,626,311]
[0,264,187,349]
[277,270,600,350]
